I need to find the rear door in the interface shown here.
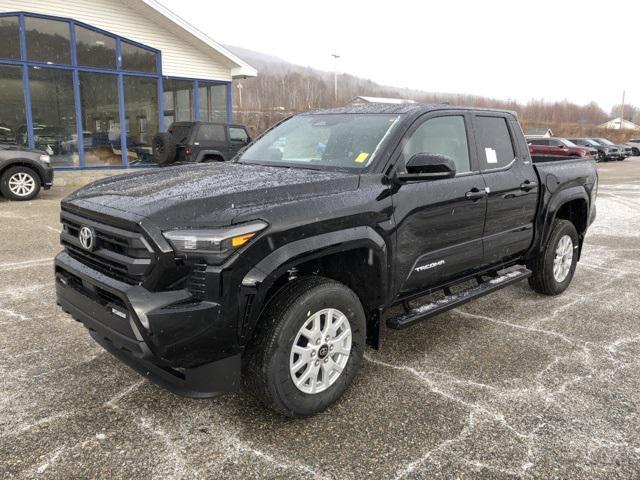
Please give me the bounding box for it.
[195,124,228,161]
[392,112,487,296]
[473,114,538,266]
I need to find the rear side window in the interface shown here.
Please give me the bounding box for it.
[197,124,226,142]
[475,116,515,169]
[402,115,471,174]
[169,125,190,144]
[229,127,248,143]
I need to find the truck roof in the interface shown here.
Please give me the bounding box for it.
[306,103,518,117]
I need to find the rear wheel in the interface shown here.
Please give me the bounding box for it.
[244,276,366,417]
[0,166,41,201]
[528,219,579,295]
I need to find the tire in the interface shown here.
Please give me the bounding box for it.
[528,219,579,295]
[632,148,640,156]
[151,132,177,165]
[0,166,41,201]
[244,276,366,417]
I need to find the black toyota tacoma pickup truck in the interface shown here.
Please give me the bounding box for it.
[55,104,597,417]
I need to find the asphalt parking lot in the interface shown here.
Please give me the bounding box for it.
[1,159,639,479]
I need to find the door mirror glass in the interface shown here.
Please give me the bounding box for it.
[397,153,456,182]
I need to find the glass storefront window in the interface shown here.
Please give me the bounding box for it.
[79,72,122,166]
[25,17,71,65]
[0,65,26,144]
[0,16,20,60]
[28,67,78,166]
[123,76,158,165]
[121,41,157,73]
[163,79,194,125]
[75,25,116,69]
[198,83,228,122]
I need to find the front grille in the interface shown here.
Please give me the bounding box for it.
[60,210,153,285]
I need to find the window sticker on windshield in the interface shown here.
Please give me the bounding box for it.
[355,152,369,164]
[485,147,498,164]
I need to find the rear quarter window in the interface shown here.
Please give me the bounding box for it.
[475,116,515,169]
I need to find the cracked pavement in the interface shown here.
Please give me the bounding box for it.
[1,159,640,479]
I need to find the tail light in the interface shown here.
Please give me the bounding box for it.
[185,146,193,155]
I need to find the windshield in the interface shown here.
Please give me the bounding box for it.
[238,114,400,170]
[595,138,615,146]
[559,138,578,147]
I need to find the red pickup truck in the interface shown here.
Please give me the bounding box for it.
[526,137,597,159]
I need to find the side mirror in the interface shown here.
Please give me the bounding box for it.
[396,153,456,182]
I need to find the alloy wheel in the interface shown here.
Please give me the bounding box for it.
[8,172,36,197]
[289,308,352,394]
[553,234,573,282]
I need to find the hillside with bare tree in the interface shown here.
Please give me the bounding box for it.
[228,46,635,142]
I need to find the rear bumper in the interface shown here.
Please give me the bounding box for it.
[54,251,241,397]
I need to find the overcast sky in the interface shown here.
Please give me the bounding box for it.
[158,0,637,112]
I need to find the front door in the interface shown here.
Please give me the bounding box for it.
[392,113,487,296]
[473,114,538,265]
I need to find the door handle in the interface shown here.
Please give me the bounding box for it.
[465,188,487,201]
[520,181,537,191]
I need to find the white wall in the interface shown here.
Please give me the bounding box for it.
[0,0,234,81]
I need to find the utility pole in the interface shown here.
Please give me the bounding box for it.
[332,53,340,104]
[236,82,243,109]
[620,90,625,127]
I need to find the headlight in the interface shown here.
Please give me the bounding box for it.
[39,154,51,164]
[164,220,268,263]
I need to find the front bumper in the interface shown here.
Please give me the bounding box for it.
[42,164,54,189]
[54,251,241,397]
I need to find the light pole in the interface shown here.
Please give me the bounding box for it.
[332,53,340,104]
[236,82,243,110]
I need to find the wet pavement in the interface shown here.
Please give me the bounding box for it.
[1,159,639,479]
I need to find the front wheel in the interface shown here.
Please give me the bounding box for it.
[244,276,366,417]
[528,219,579,295]
[0,166,41,201]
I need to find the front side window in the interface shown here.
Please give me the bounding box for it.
[559,138,578,147]
[229,127,248,143]
[239,114,399,170]
[402,115,471,174]
[121,41,157,73]
[25,17,71,64]
[0,16,20,60]
[475,116,515,169]
[75,25,116,69]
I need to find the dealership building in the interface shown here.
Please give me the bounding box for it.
[0,0,256,169]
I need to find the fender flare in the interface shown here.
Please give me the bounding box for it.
[537,185,589,255]
[239,226,389,343]
[195,150,225,163]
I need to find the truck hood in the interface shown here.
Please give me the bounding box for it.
[63,162,360,227]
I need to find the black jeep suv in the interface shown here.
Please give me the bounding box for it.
[152,122,251,166]
[55,104,597,417]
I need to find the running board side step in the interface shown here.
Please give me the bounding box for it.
[386,266,532,330]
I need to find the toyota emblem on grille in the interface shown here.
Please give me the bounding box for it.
[79,226,95,251]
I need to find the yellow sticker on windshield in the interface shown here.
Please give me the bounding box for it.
[355,152,369,164]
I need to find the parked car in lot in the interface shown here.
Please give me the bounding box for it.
[151,122,252,166]
[0,144,54,200]
[566,137,622,161]
[591,137,632,160]
[624,139,640,156]
[55,104,597,416]
[526,137,596,159]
